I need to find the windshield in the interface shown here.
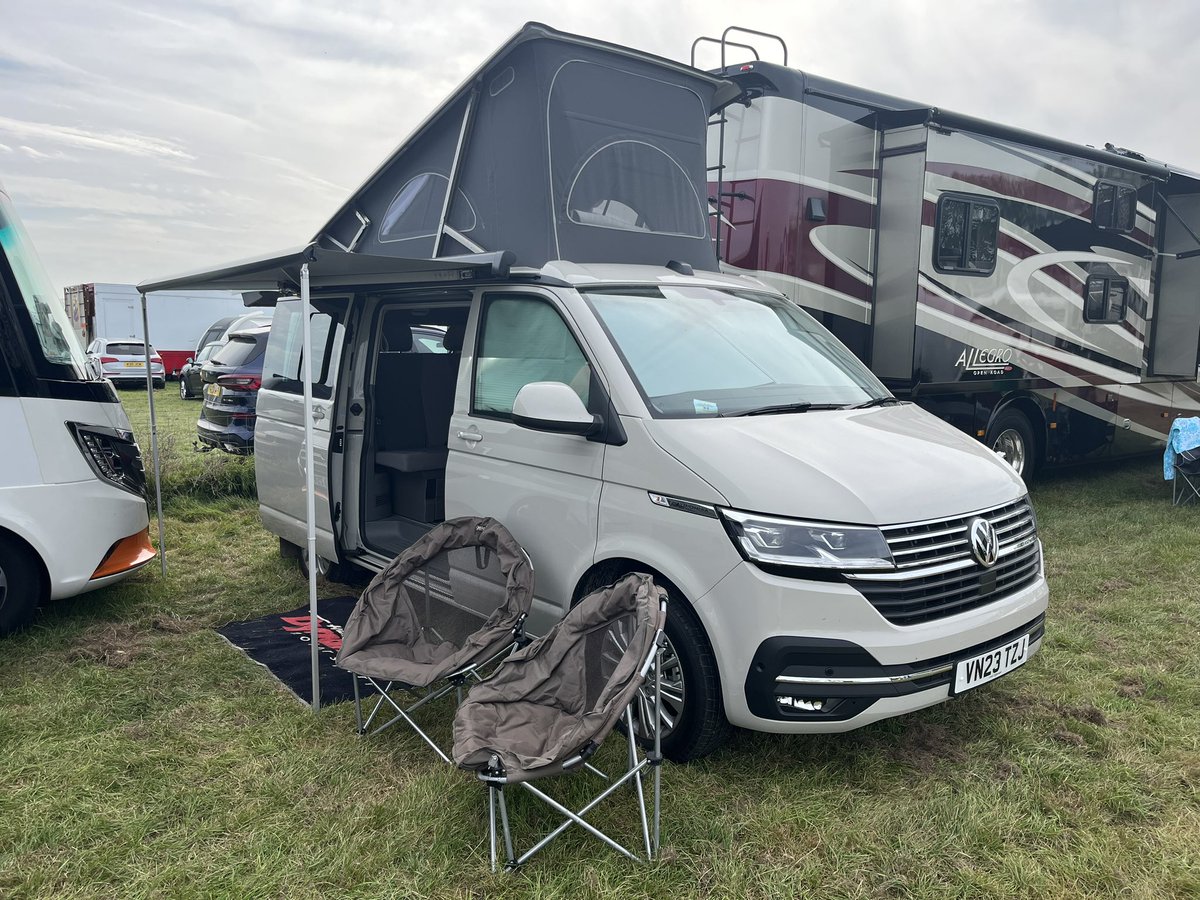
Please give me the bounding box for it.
[0,191,89,378]
[583,285,888,418]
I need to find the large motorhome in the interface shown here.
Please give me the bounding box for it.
[0,184,155,635]
[142,24,1048,761]
[705,32,1200,475]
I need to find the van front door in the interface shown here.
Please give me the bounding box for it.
[445,289,605,630]
[255,298,346,563]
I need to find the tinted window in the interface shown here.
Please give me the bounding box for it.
[473,296,590,417]
[106,342,149,356]
[1083,275,1129,324]
[261,301,343,399]
[1094,181,1138,232]
[934,194,999,276]
[211,335,263,367]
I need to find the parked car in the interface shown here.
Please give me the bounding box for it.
[196,326,269,453]
[178,341,222,399]
[84,338,165,388]
[195,315,238,356]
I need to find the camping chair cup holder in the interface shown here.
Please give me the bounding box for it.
[452,573,669,871]
[335,516,535,760]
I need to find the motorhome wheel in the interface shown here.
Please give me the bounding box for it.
[987,409,1036,478]
[0,536,40,635]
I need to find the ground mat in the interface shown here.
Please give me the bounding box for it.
[216,596,358,706]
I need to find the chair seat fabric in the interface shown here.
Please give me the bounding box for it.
[453,572,666,783]
[337,517,533,689]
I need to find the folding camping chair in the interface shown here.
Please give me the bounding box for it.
[335,517,534,761]
[1172,447,1200,506]
[1165,416,1200,507]
[452,572,668,871]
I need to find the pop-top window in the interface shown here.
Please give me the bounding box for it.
[378,173,477,243]
[566,140,707,238]
[1093,181,1138,233]
[1083,274,1129,324]
[934,194,1000,276]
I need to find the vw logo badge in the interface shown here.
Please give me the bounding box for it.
[968,517,1000,568]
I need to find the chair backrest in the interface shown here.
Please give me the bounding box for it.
[337,517,535,685]
[452,572,667,780]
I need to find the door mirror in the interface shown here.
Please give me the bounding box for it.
[512,381,600,436]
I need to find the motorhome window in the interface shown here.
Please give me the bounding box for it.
[1093,181,1137,232]
[378,173,477,243]
[566,141,707,237]
[261,300,344,399]
[1083,275,1129,324]
[582,286,888,418]
[0,191,89,378]
[934,195,999,276]
[472,295,590,418]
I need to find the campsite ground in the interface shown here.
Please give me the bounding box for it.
[1,389,1197,899]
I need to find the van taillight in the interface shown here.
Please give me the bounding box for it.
[217,375,262,390]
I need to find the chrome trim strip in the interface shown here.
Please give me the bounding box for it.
[847,536,1039,581]
[879,497,1029,532]
[776,663,954,686]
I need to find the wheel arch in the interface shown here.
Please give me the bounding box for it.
[989,392,1048,469]
[0,525,51,605]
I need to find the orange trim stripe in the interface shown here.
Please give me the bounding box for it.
[91,529,157,580]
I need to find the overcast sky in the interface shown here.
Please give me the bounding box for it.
[3,0,1197,291]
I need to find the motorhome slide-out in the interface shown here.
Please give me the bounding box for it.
[0,184,155,635]
[705,31,1200,476]
[139,23,1049,761]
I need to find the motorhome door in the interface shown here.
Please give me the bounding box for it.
[255,298,346,561]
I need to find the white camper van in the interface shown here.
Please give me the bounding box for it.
[140,23,1048,759]
[0,184,155,635]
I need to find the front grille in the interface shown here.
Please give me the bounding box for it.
[846,499,1041,625]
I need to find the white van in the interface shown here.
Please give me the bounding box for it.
[251,260,1048,760]
[0,183,155,635]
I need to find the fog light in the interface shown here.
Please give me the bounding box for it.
[777,696,825,712]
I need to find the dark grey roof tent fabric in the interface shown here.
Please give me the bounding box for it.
[318,22,739,272]
[452,572,667,784]
[336,517,534,688]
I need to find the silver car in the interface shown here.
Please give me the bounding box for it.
[85,338,165,388]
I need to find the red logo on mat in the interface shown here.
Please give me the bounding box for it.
[280,615,344,651]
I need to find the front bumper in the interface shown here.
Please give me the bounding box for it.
[693,558,1049,733]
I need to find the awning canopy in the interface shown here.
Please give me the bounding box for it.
[137,245,515,295]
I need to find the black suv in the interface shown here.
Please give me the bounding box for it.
[197,326,269,454]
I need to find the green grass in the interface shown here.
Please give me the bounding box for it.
[1,388,1197,898]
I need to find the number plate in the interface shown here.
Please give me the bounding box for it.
[206,383,221,399]
[123,361,144,367]
[953,633,1030,694]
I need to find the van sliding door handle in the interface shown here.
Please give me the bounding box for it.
[457,430,483,445]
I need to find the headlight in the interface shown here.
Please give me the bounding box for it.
[67,423,148,497]
[719,509,893,571]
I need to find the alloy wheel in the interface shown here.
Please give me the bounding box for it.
[603,620,686,742]
[992,428,1027,476]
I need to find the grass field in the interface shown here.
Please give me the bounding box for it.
[1,388,1197,899]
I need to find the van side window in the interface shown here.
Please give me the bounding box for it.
[472,295,590,418]
[934,194,999,276]
[261,300,344,400]
[1083,274,1129,324]
[1093,181,1137,233]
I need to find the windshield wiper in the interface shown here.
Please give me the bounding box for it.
[850,396,903,410]
[722,402,846,417]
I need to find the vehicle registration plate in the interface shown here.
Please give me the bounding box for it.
[206,383,221,399]
[953,633,1030,694]
[123,361,144,367]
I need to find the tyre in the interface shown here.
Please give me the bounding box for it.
[298,545,361,585]
[577,570,732,762]
[0,535,42,636]
[179,378,191,400]
[153,379,165,390]
[987,407,1038,479]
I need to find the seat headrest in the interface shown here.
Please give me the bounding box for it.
[382,315,413,352]
[442,322,465,353]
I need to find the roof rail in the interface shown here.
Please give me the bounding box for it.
[690,26,788,70]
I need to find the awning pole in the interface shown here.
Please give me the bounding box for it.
[300,263,320,711]
[139,292,167,577]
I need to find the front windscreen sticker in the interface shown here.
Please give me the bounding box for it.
[693,399,719,415]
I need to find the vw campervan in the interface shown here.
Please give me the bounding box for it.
[138,23,1047,760]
